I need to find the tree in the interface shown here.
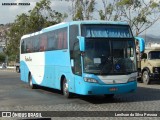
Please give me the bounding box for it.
[28,0,67,32]
[71,0,96,20]
[99,0,160,36]
[6,0,67,57]
[0,53,5,63]
[5,14,29,56]
[117,0,160,35]
[98,0,120,21]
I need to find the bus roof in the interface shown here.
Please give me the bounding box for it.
[68,20,128,25]
[21,20,129,40]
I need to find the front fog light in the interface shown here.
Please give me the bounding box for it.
[84,78,98,83]
[128,77,137,82]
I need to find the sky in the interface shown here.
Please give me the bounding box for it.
[0,0,160,36]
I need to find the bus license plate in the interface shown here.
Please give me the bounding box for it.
[109,87,118,92]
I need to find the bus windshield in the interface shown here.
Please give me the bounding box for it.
[149,51,160,59]
[83,38,137,75]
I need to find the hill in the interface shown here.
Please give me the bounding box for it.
[140,34,160,44]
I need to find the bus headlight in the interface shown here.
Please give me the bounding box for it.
[84,78,98,83]
[128,77,137,82]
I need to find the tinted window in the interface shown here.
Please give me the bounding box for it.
[21,27,68,54]
[57,28,68,49]
[39,35,47,52]
[69,25,79,58]
[47,31,55,50]
[149,51,160,59]
[21,40,25,53]
[33,36,40,52]
[81,24,132,38]
[26,38,32,53]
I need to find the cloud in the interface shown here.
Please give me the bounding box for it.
[0,0,38,23]
[0,0,71,23]
[0,0,159,36]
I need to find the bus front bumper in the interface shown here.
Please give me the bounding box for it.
[76,81,137,95]
[149,73,160,80]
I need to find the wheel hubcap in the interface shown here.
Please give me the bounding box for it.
[143,72,148,82]
[29,76,32,86]
[64,81,68,95]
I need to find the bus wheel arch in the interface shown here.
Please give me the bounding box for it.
[60,75,72,98]
[28,72,36,89]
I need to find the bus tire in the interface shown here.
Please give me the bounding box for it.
[16,66,20,73]
[142,70,150,85]
[62,78,72,98]
[29,73,36,89]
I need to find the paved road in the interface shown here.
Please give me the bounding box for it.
[0,70,160,120]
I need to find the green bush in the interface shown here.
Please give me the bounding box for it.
[0,53,5,62]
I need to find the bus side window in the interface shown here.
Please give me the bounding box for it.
[53,32,57,50]
[58,32,63,49]
[63,31,67,49]
[47,32,53,51]
[142,53,147,59]
[26,38,32,53]
[40,35,47,51]
[33,36,40,52]
[54,31,58,50]
[21,40,25,53]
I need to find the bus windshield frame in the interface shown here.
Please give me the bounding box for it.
[149,51,160,60]
[81,24,136,75]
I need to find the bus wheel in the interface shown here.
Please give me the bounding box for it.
[142,70,150,85]
[29,74,36,89]
[16,67,20,73]
[62,78,71,98]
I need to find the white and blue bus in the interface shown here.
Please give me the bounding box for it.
[20,21,137,98]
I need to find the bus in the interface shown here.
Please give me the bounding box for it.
[20,21,137,98]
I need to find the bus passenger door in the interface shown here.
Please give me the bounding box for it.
[72,42,82,93]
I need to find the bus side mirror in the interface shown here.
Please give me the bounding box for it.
[77,36,85,52]
[135,37,145,53]
[141,53,147,59]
